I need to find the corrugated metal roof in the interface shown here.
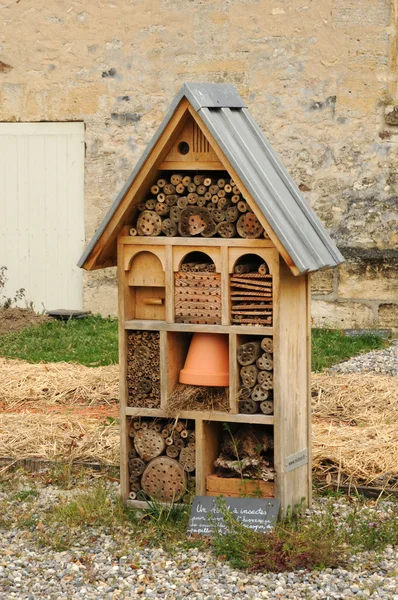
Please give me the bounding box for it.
[198,106,344,272]
[78,82,343,273]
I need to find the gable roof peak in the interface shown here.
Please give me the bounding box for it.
[78,82,344,274]
[179,82,247,110]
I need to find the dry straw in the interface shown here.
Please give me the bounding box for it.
[0,413,119,464]
[312,373,398,425]
[0,357,119,410]
[312,373,398,489]
[167,384,229,416]
[313,422,398,489]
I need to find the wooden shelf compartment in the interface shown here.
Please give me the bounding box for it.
[163,330,232,416]
[196,420,275,498]
[126,415,197,504]
[235,332,274,418]
[125,329,163,411]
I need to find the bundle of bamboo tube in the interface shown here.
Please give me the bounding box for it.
[128,417,196,503]
[230,261,273,326]
[127,331,161,408]
[131,173,267,239]
[237,337,274,415]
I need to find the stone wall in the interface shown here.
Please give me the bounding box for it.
[0,0,397,331]
[312,250,398,329]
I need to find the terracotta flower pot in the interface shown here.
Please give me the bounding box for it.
[179,333,229,387]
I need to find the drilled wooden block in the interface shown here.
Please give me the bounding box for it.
[174,272,222,324]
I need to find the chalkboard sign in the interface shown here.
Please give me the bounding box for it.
[187,496,280,536]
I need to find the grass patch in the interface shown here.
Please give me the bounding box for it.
[311,328,386,372]
[48,483,127,529]
[12,488,39,502]
[38,481,195,552]
[0,317,387,371]
[0,315,118,366]
[212,497,398,572]
[138,496,195,551]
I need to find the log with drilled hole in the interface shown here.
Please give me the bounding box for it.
[238,398,257,414]
[237,341,262,366]
[240,364,259,388]
[141,457,186,502]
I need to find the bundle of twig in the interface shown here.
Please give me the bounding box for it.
[0,358,119,410]
[214,456,275,481]
[167,384,229,416]
[0,413,119,464]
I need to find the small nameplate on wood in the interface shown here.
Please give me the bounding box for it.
[343,328,391,339]
[285,449,308,473]
[187,496,280,536]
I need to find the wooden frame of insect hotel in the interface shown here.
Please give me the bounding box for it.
[79,83,344,515]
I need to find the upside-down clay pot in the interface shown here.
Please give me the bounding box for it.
[179,333,229,387]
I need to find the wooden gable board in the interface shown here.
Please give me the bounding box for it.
[81,98,296,272]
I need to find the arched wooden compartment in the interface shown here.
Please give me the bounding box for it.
[126,249,166,321]
[229,251,274,326]
[174,249,221,325]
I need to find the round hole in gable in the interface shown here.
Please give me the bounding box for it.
[178,141,190,155]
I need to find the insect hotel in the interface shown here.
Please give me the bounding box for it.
[79,83,343,514]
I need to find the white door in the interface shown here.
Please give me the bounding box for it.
[0,123,85,311]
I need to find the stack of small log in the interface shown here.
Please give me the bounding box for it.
[175,261,221,324]
[230,262,273,326]
[237,337,273,415]
[214,424,275,481]
[128,418,196,503]
[131,173,266,239]
[127,331,161,408]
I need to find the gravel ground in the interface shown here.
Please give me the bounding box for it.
[330,340,398,376]
[0,482,397,600]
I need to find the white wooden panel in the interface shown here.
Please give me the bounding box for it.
[0,123,84,311]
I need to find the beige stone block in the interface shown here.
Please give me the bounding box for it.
[332,0,390,27]
[311,269,336,295]
[175,59,248,75]
[311,300,375,329]
[337,76,382,114]
[338,261,398,301]
[83,270,117,317]
[60,85,103,116]
[378,304,398,329]
[24,90,42,119]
